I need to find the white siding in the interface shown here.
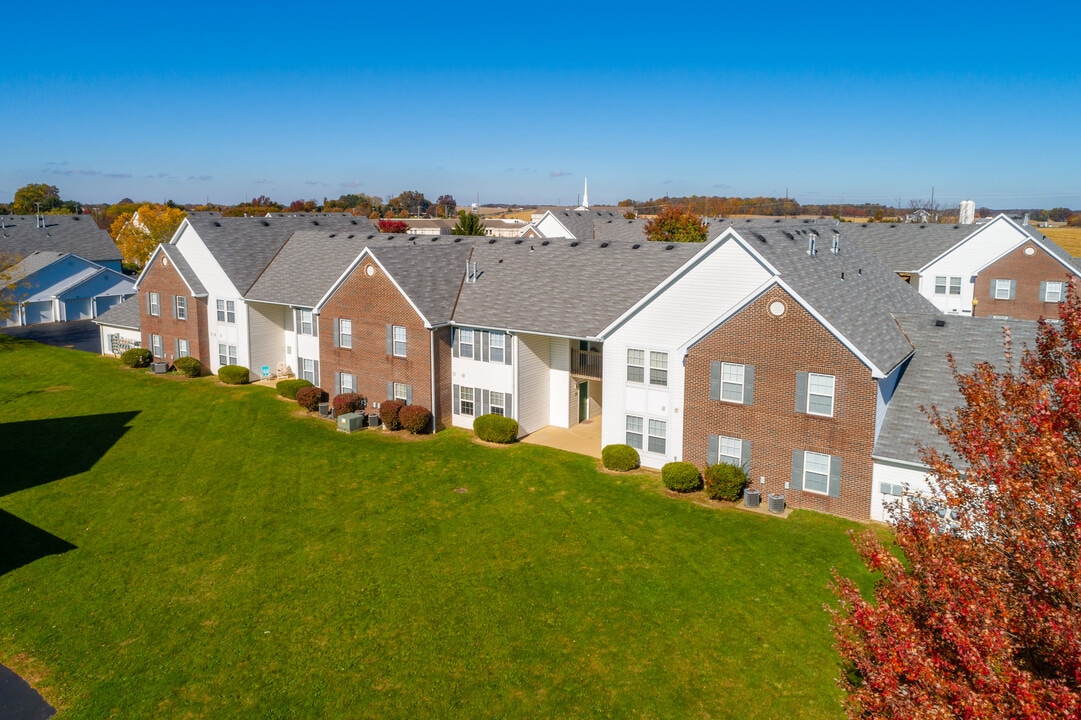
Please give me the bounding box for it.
[450,333,515,429]
[99,324,141,357]
[172,225,238,297]
[549,338,571,428]
[249,302,289,378]
[871,459,932,522]
[517,333,551,436]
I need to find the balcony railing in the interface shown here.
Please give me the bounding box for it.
[571,349,603,379]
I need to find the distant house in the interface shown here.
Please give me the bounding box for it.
[2,251,134,327]
[94,296,142,357]
[0,213,122,271]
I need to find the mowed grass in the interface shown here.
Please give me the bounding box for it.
[0,335,875,719]
[1041,226,1081,257]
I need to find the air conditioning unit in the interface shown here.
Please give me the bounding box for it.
[337,413,364,433]
[151,362,168,374]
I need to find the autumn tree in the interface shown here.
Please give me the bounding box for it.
[111,204,187,268]
[376,219,408,234]
[0,254,17,323]
[452,210,485,236]
[391,190,430,217]
[644,205,707,243]
[12,183,65,214]
[830,286,1081,719]
[433,194,456,218]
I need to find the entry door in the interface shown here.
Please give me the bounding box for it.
[578,381,589,422]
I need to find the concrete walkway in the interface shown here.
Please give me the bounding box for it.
[520,416,603,458]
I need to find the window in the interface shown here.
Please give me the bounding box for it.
[300,358,316,383]
[459,328,474,359]
[489,391,505,416]
[150,333,163,357]
[1043,281,1064,303]
[338,319,352,348]
[459,386,474,416]
[177,338,190,358]
[219,344,238,367]
[934,276,947,294]
[627,349,645,383]
[807,373,835,416]
[216,299,235,323]
[392,325,407,357]
[393,382,409,403]
[949,277,962,295]
[994,279,1013,300]
[721,362,745,402]
[148,292,160,317]
[647,419,667,454]
[340,372,355,394]
[626,415,643,449]
[299,309,314,336]
[803,451,831,495]
[935,276,962,295]
[175,296,187,320]
[489,332,505,363]
[718,436,743,467]
[649,352,668,386]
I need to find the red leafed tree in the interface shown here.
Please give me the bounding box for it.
[643,205,707,243]
[830,286,1081,718]
[376,219,408,234]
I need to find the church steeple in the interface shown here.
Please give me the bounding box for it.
[582,177,589,209]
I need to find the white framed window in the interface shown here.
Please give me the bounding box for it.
[340,372,354,394]
[148,292,160,317]
[339,319,352,348]
[299,309,314,336]
[718,436,743,467]
[994,279,1012,300]
[459,328,474,359]
[626,415,643,449]
[217,299,236,323]
[489,332,505,363]
[150,333,163,357]
[627,349,645,383]
[649,352,668,387]
[934,276,947,294]
[807,373,835,416]
[393,382,409,403]
[300,357,316,383]
[802,451,831,495]
[175,296,186,320]
[219,343,238,367]
[177,338,190,358]
[489,391,505,416]
[1044,281,1064,303]
[647,419,667,454]
[934,276,962,295]
[721,362,745,402]
[460,386,474,416]
[393,325,407,357]
[949,277,962,295]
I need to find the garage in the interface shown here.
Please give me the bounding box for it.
[64,298,93,321]
[94,295,123,316]
[24,301,55,325]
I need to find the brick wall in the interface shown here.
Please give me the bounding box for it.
[682,286,878,521]
[139,255,210,372]
[973,242,1076,320]
[318,258,446,429]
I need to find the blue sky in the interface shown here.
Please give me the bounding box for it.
[3,1,1079,209]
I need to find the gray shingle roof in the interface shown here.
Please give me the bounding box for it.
[873,313,1040,465]
[453,237,705,337]
[158,244,207,296]
[186,214,375,294]
[0,215,121,265]
[7,251,67,283]
[93,295,141,330]
[370,244,471,326]
[823,222,975,272]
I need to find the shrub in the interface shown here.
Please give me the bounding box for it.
[295,386,328,412]
[602,444,640,472]
[380,400,404,430]
[332,393,365,415]
[704,462,748,501]
[173,356,202,378]
[277,378,313,400]
[473,414,519,444]
[218,365,251,385]
[399,405,432,434]
[662,462,702,493]
[121,347,153,368]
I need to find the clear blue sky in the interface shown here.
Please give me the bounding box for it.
[3,1,1079,209]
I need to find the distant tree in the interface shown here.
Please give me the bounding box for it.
[1069,215,1081,228]
[376,219,408,233]
[392,190,430,216]
[452,210,485,236]
[644,206,707,243]
[12,183,65,214]
[623,210,636,219]
[434,194,456,218]
[0,254,17,323]
[111,204,187,268]
[617,199,636,207]
[1049,207,1073,223]
[831,286,1081,719]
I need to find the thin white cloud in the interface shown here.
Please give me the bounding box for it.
[550,170,572,178]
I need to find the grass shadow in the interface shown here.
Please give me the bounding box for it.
[0,508,77,577]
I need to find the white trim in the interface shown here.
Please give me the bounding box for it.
[313,248,434,328]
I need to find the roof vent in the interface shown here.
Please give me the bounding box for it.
[861,223,868,227]
[935,318,946,327]
[213,221,221,227]
[312,220,319,225]
[350,220,357,225]
[514,239,523,244]
[600,242,609,248]
[802,219,811,224]
[745,218,752,223]
[831,230,840,254]
[488,238,497,244]
[890,224,897,228]
[431,237,438,242]
[542,240,550,246]
[774,218,782,223]
[570,241,579,247]
[348,234,354,239]
[454,238,462,243]
[367,234,374,239]
[841,272,845,280]
[783,231,794,240]
[665,244,674,250]
[753,232,767,243]
[329,233,336,238]
[632,243,640,249]
[387,235,395,240]
[953,225,960,229]
[808,233,818,256]
[262,220,270,226]
[920,224,927,229]
[72,215,80,221]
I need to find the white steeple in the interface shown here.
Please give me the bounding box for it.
[582,177,589,209]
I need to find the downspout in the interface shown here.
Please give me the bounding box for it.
[429,329,437,433]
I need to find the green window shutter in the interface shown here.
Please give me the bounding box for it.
[744,365,755,405]
[1009,280,1017,300]
[709,361,720,401]
[707,434,718,466]
[333,319,339,348]
[1040,281,1048,302]
[505,336,513,365]
[791,450,804,491]
[386,381,393,401]
[828,455,842,498]
[795,372,808,413]
[452,328,459,358]
[453,384,460,414]
[313,360,319,387]
[171,295,177,319]
[174,338,179,357]
[482,389,490,413]
[505,393,513,417]
[741,440,752,471]
[990,281,999,299]
[405,385,413,405]
[334,373,340,396]
[481,331,490,362]
[386,325,393,355]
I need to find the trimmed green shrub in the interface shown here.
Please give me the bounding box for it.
[277,378,313,400]
[602,444,640,472]
[332,393,365,415]
[218,365,251,385]
[380,400,404,430]
[120,347,153,368]
[296,386,328,412]
[400,405,432,434]
[473,414,519,444]
[173,356,202,378]
[704,462,748,501]
[662,462,702,493]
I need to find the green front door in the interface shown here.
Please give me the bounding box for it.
[578,381,589,422]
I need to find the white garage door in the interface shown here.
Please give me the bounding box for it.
[25,301,54,324]
[65,298,93,321]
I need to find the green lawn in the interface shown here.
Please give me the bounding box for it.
[0,335,874,718]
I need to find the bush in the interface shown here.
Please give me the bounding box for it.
[380,400,404,430]
[121,347,153,368]
[277,378,313,400]
[400,405,432,434]
[332,393,365,415]
[602,444,640,472]
[295,386,328,412]
[662,462,702,493]
[473,413,519,444]
[704,462,748,501]
[218,365,251,385]
[173,356,201,378]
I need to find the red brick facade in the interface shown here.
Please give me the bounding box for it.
[318,259,453,430]
[973,242,1076,320]
[139,254,210,372]
[682,286,878,521]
